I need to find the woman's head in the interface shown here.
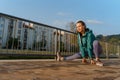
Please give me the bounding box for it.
[76,20,86,34]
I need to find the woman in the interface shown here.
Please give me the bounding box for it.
[57,20,103,66]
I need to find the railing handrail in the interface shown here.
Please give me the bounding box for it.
[0,12,76,34]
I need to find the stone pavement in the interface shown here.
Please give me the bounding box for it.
[0,59,120,80]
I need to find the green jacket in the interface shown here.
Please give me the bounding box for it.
[78,29,96,59]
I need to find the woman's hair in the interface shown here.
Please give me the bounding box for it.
[76,20,86,29]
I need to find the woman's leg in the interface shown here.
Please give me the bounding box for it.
[57,52,81,61]
[93,40,102,59]
[93,40,103,66]
[64,52,81,60]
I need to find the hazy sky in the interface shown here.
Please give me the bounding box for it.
[0,0,120,35]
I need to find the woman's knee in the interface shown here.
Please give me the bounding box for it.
[93,40,103,54]
[93,40,99,47]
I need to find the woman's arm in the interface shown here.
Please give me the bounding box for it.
[78,34,85,58]
[87,32,95,59]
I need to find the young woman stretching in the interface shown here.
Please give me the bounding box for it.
[57,20,103,66]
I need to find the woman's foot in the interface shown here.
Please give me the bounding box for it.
[95,59,104,66]
[56,52,64,61]
[82,58,88,64]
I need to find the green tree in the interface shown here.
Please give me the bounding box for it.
[66,22,76,32]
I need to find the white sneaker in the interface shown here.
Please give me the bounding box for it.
[96,62,104,66]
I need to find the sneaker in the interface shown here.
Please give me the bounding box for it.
[96,60,104,66]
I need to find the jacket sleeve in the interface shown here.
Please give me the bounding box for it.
[77,34,85,58]
[87,33,94,59]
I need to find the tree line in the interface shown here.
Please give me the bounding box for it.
[96,34,120,44]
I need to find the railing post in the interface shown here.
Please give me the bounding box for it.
[118,45,120,58]
[119,45,120,58]
[54,29,58,56]
[58,30,61,52]
[105,42,109,59]
[12,19,17,50]
[1,16,5,53]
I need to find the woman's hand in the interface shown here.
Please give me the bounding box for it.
[90,59,96,64]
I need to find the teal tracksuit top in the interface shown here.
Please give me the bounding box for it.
[78,29,96,59]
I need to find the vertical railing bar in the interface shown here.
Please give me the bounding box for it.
[105,42,109,59]
[59,30,61,53]
[54,29,58,57]
[12,19,17,54]
[38,27,40,54]
[1,17,5,53]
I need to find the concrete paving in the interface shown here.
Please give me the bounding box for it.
[0,59,120,80]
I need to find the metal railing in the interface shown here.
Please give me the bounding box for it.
[0,13,120,59]
[0,13,78,57]
[100,42,120,59]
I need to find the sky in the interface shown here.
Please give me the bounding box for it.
[0,0,120,35]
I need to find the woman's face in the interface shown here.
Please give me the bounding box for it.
[76,23,85,33]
